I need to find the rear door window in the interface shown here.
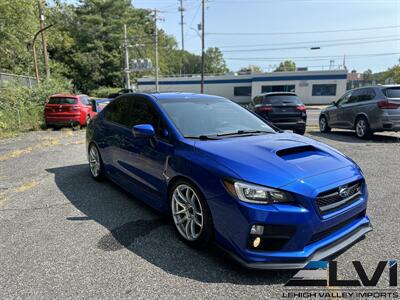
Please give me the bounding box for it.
[349,89,363,103]
[48,97,77,105]
[361,88,376,102]
[264,95,302,105]
[103,96,131,126]
[384,88,400,98]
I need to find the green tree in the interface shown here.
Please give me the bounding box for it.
[381,64,400,84]
[363,69,373,81]
[238,65,263,74]
[0,0,38,75]
[274,60,296,72]
[204,47,229,74]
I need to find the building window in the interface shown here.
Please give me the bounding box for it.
[262,85,295,93]
[234,86,252,96]
[312,84,337,96]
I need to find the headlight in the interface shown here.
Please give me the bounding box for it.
[223,180,294,204]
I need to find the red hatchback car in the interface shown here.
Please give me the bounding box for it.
[44,94,95,128]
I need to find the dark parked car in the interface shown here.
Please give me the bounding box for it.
[108,88,134,99]
[250,92,307,135]
[319,86,400,139]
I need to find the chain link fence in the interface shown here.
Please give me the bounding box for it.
[0,72,38,89]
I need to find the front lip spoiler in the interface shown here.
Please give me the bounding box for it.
[220,222,372,270]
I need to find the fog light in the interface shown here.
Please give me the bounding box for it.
[253,237,261,248]
[250,225,264,235]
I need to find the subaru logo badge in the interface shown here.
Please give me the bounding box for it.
[339,186,350,198]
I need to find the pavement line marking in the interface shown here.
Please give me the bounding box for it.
[0,137,60,162]
[0,193,7,207]
[15,181,39,193]
[0,147,33,161]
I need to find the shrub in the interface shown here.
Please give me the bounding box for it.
[0,79,73,135]
[90,86,121,98]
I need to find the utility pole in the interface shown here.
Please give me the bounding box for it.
[200,0,205,93]
[32,24,54,85]
[37,0,50,79]
[123,24,131,89]
[178,0,185,51]
[154,9,160,92]
[343,54,347,70]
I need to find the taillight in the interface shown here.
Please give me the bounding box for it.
[257,106,272,112]
[296,105,306,112]
[377,100,400,109]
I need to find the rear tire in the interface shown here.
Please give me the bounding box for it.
[355,116,373,139]
[88,144,105,181]
[319,115,331,133]
[294,127,306,135]
[170,179,213,249]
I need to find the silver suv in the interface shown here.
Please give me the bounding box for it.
[319,86,400,139]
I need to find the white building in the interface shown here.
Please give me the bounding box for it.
[137,70,348,105]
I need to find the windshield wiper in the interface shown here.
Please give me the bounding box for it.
[217,130,273,137]
[184,135,219,140]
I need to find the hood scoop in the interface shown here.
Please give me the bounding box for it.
[276,145,329,162]
[276,145,320,159]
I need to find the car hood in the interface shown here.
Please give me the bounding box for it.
[193,132,355,188]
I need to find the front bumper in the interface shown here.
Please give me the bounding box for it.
[221,217,372,270]
[272,120,306,130]
[208,167,371,270]
[45,115,83,126]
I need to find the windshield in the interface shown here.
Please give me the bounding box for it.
[159,97,275,138]
[385,88,400,99]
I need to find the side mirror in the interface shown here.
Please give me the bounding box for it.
[332,101,337,106]
[132,124,155,138]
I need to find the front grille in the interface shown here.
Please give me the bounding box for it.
[316,180,362,214]
[308,210,366,245]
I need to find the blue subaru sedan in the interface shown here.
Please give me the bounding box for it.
[86,93,372,269]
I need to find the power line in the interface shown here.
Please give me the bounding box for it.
[207,25,400,36]
[220,38,400,53]
[217,35,399,49]
[224,52,400,62]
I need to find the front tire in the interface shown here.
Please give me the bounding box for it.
[170,180,213,249]
[355,116,373,139]
[88,144,105,181]
[319,115,331,133]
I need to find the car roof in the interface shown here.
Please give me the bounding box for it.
[49,93,85,98]
[348,85,400,92]
[147,92,225,101]
[258,92,297,97]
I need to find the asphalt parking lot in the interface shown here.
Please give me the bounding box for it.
[0,128,399,299]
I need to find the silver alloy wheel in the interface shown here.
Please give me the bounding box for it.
[320,117,326,131]
[89,145,101,177]
[171,184,204,241]
[356,119,366,137]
